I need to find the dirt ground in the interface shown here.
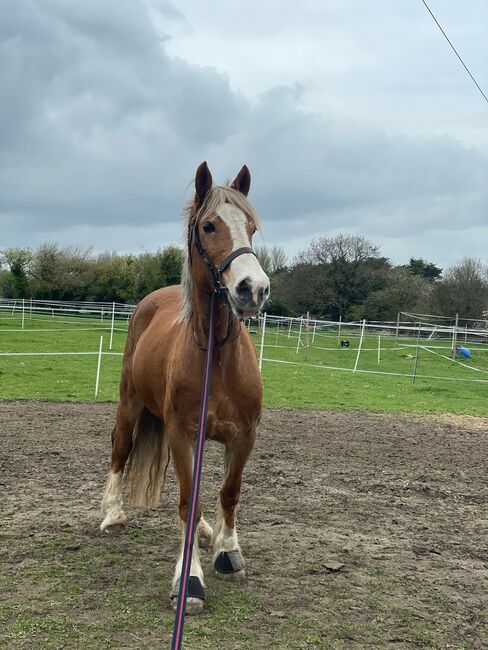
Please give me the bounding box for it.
[1,401,487,649]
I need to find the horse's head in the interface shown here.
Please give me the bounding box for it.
[188,161,270,318]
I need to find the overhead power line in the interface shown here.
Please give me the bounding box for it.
[420,0,488,105]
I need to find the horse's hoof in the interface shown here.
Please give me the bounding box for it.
[214,550,246,581]
[171,596,205,616]
[100,512,127,533]
[170,576,205,615]
[214,567,246,582]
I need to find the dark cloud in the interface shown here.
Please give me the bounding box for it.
[0,0,487,267]
[0,0,244,232]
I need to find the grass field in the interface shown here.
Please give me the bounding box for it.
[1,312,488,416]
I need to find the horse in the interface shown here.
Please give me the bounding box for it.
[100,161,270,614]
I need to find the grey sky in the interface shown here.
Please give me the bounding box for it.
[1,0,487,269]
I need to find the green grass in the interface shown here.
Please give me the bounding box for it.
[0,531,267,649]
[3,531,481,649]
[0,311,127,401]
[0,312,487,416]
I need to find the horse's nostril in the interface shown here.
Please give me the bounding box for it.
[237,277,252,291]
[236,277,253,302]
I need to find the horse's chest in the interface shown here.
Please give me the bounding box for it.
[166,351,261,440]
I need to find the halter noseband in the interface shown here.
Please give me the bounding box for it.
[191,220,255,293]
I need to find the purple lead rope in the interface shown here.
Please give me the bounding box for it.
[171,291,216,650]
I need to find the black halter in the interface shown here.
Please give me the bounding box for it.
[191,221,255,293]
[189,219,255,349]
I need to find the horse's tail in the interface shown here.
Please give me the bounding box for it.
[125,408,170,509]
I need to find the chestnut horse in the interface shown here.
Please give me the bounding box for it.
[100,162,269,614]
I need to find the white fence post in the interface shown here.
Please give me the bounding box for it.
[354,319,366,373]
[95,335,103,398]
[452,313,459,360]
[109,301,115,351]
[412,323,422,383]
[296,317,303,354]
[394,311,400,353]
[258,312,267,372]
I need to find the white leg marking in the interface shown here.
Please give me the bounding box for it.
[171,523,205,614]
[100,471,127,532]
[212,502,245,581]
[212,502,240,559]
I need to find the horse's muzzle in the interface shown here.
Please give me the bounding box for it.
[230,276,270,318]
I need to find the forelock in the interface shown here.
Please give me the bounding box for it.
[198,185,261,231]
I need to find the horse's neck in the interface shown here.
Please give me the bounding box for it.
[190,291,239,347]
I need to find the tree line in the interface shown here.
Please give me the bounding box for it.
[1,236,487,320]
[0,244,183,304]
[261,235,488,321]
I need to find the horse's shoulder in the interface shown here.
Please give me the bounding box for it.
[127,285,182,346]
[140,285,182,307]
[132,286,181,321]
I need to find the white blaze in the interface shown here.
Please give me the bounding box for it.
[217,203,269,306]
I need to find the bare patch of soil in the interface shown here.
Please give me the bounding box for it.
[1,401,487,649]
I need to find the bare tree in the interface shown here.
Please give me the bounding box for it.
[255,246,273,275]
[291,234,387,318]
[269,246,287,273]
[255,245,287,275]
[432,258,488,319]
[304,234,380,266]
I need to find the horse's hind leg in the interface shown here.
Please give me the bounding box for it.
[213,430,256,581]
[100,399,142,533]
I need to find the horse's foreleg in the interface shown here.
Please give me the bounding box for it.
[169,431,206,614]
[213,430,256,581]
[100,402,140,533]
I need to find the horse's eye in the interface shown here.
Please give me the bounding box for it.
[202,221,215,234]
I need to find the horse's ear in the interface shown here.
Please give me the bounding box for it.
[231,165,251,197]
[195,161,213,206]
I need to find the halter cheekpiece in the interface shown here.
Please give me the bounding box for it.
[191,220,255,293]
